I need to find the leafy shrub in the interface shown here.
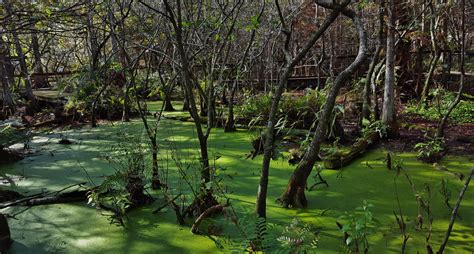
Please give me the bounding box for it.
[88,139,152,226]
[338,200,377,253]
[361,120,388,138]
[223,214,318,253]
[276,218,319,253]
[60,63,140,119]
[414,135,445,163]
[404,90,474,123]
[238,89,329,130]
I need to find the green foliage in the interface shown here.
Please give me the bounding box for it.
[320,138,343,158]
[404,90,474,123]
[88,136,149,226]
[414,135,445,162]
[338,201,377,253]
[0,125,30,148]
[276,218,319,253]
[223,214,319,253]
[361,120,388,138]
[61,69,98,114]
[238,89,328,130]
[385,152,405,172]
[223,214,272,252]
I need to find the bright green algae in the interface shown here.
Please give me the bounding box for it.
[1,114,473,253]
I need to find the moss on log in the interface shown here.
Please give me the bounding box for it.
[323,131,379,169]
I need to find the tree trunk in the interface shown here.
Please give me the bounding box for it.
[182,93,190,111]
[414,38,424,97]
[224,2,264,132]
[382,0,397,131]
[122,84,131,122]
[256,0,351,216]
[362,8,383,125]
[0,37,15,114]
[420,3,440,103]
[278,3,367,208]
[4,0,36,107]
[30,30,49,89]
[87,0,101,127]
[163,0,211,192]
[164,94,175,111]
[436,0,465,138]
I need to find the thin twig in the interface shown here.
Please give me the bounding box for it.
[437,168,473,254]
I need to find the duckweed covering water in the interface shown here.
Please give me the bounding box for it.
[1,114,473,253]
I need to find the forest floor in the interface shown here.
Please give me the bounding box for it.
[0,101,473,253]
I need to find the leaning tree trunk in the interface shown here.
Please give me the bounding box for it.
[278,3,367,208]
[255,0,354,215]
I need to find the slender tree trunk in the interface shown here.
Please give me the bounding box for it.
[278,2,367,208]
[30,30,48,89]
[87,0,101,127]
[182,90,190,111]
[108,6,130,123]
[436,0,465,138]
[122,86,131,122]
[4,0,36,107]
[164,0,211,190]
[394,0,410,91]
[0,36,14,113]
[437,167,472,254]
[372,61,384,121]
[382,0,397,131]
[31,32,43,74]
[225,1,265,132]
[420,3,440,103]
[362,0,384,125]
[414,38,424,97]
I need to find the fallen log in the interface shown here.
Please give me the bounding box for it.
[31,114,74,128]
[323,131,380,169]
[23,190,89,206]
[0,183,89,209]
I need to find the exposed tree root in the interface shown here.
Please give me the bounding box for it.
[191,203,227,234]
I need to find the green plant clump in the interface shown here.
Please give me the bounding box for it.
[338,200,378,253]
[276,218,320,253]
[405,90,474,124]
[414,135,445,163]
[238,89,326,129]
